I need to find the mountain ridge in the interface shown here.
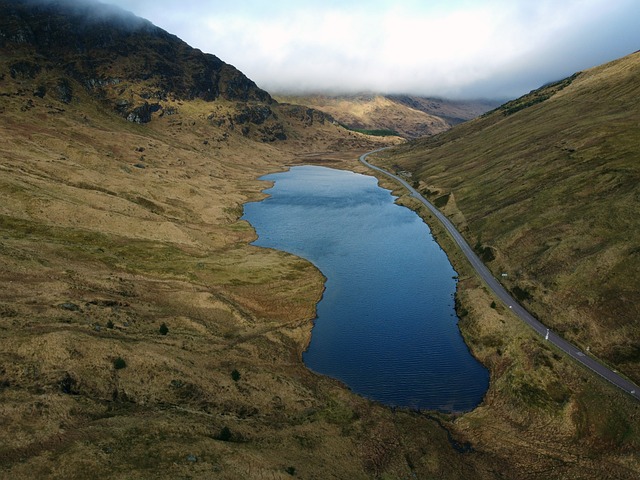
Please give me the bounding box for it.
[1,0,271,121]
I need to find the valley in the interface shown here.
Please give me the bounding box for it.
[1,1,639,478]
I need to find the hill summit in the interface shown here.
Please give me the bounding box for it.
[1,0,271,122]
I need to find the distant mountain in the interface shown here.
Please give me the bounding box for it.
[274,93,500,139]
[387,94,502,126]
[378,51,640,384]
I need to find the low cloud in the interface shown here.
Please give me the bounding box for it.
[104,0,640,99]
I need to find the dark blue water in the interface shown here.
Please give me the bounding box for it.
[242,166,488,412]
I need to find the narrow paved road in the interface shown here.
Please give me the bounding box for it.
[360,149,640,402]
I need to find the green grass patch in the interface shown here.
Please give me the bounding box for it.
[339,123,399,137]
[490,72,581,116]
[573,390,639,449]
[0,213,206,278]
[312,399,358,426]
[433,193,450,208]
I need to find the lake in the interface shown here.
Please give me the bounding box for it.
[242,165,488,412]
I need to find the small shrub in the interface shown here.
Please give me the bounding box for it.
[113,357,127,370]
[159,322,169,335]
[231,369,241,381]
[490,301,497,309]
[60,373,79,395]
[454,295,468,318]
[434,193,450,208]
[512,286,532,302]
[170,379,184,389]
[106,319,114,329]
[478,245,495,262]
[216,426,232,441]
[285,466,296,475]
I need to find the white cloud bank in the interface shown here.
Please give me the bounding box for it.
[104,0,640,99]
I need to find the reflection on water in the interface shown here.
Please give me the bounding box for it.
[242,166,488,412]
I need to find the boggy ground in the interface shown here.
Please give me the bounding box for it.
[1,72,639,479]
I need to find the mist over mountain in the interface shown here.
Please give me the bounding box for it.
[1,0,271,122]
[103,0,640,100]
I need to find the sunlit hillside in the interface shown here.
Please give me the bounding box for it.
[375,51,640,384]
[274,93,499,139]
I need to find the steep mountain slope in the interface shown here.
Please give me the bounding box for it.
[374,51,640,384]
[274,93,499,138]
[1,0,370,144]
[1,0,270,103]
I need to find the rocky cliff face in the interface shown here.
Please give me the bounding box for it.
[0,0,272,122]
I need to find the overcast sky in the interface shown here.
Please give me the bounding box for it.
[103,0,640,100]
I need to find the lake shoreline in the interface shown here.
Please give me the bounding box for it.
[243,164,489,412]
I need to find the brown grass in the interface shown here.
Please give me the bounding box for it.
[375,51,640,385]
[2,45,640,479]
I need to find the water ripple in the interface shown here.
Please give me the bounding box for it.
[243,165,489,412]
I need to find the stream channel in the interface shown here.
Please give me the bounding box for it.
[242,165,488,412]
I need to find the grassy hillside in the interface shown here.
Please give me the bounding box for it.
[2,1,640,478]
[373,51,640,385]
[0,60,399,479]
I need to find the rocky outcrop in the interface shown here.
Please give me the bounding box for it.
[9,60,40,79]
[233,104,276,125]
[257,123,287,142]
[56,78,73,104]
[206,104,287,141]
[125,102,162,123]
[279,104,334,126]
